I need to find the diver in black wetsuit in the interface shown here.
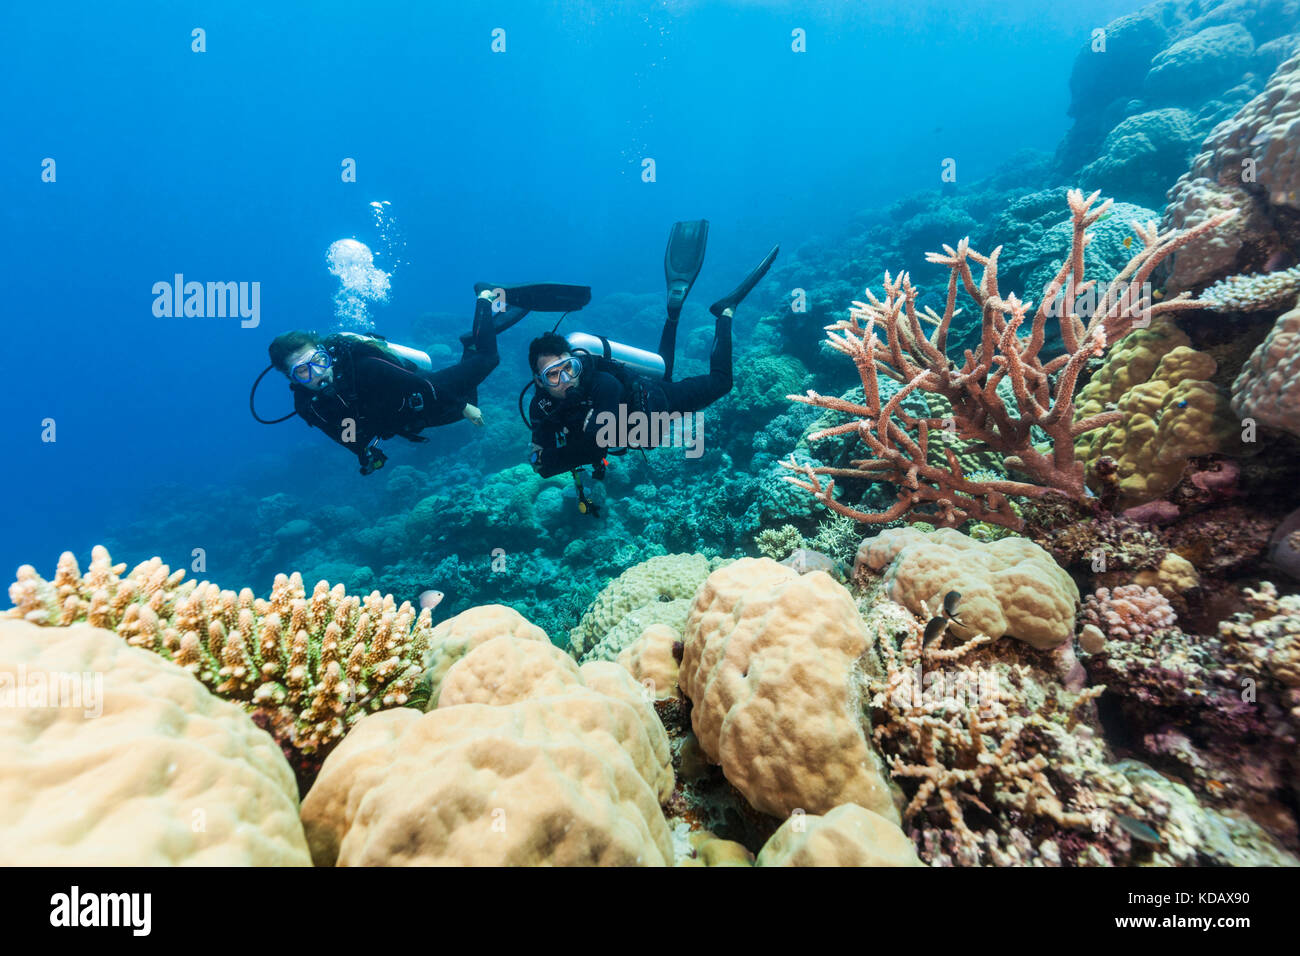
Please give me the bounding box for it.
[526,222,778,490]
[261,283,590,474]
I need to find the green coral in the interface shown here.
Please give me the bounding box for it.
[755,524,806,561]
[567,553,729,661]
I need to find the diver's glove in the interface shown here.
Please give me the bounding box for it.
[463,403,485,427]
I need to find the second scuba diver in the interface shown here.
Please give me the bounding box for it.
[524,221,777,511]
[256,283,591,474]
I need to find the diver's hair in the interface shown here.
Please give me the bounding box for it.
[268,330,320,373]
[528,332,570,373]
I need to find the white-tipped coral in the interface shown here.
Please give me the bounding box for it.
[7,546,433,757]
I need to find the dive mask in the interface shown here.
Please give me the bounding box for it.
[537,355,581,388]
[291,348,332,384]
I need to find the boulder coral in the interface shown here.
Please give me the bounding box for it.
[302,612,675,866]
[1073,320,1239,506]
[1231,295,1300,439]
[678,557,899,822]
[0,620,311,865]
[856,527,1079,650]
[567,553,728,662]
[755,803,924,867]
[7,546,432,760]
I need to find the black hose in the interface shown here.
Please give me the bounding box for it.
[249,364,297,424]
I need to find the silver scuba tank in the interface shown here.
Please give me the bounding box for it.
[337,331,433,371]
[565,332,665,380]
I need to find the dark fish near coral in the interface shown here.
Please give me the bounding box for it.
[942,590,963,624]
[923,616,949,643]
[1114,813,1162,845]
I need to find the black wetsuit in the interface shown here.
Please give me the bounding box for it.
[528,312,732,478]
[293,297,503,469]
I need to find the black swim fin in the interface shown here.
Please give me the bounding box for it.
[664,219,709,322]
[709,244,779,318]
[474,282,591,312]
[459,305,530,349]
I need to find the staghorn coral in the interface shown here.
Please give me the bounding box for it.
[0,619,311,865]
[7,546,432,762]
[781,189,1234,530]
[1080,585,1178,642]
[861,591,1156,866]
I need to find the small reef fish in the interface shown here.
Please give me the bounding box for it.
[418,589,445,611]
[942,590,963,625]
[1114,813,1162,845]
[923,616,949,643]
[779,548,844,580]
[1122,235,1133,249]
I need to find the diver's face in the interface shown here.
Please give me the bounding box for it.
[536,352,580,399]
[286,344,333,390]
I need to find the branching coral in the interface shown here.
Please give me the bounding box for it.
[7,546,433,761]
[781,189,1234,530]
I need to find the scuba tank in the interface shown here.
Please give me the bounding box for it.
[564,332,665,380]
[335,332,432,372]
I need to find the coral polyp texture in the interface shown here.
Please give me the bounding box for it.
[678,557,900,822]
[7,546,432,760]
[301,613,675,866]
[0,620,311,865]
[781,189,1233,530]
[1230,295,1300,439]
[856,527,1079,649]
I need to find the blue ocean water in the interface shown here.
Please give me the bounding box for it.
[0,0,1136,577]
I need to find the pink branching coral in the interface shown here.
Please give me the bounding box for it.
[1081,585,1178,642]
[782,189,1235,530]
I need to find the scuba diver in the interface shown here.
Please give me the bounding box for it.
[252,283,591,474]
[523,220,778,515]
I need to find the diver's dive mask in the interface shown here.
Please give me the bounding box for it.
[291,348,333,385]
[537,355,581,388]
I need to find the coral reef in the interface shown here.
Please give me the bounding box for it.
[0,619,311,865]
[755,804,923,867]
[1230,294,1300,438]
[679,558,900,821]
[781,190,1233,530]
[856,527,1079,650]
[7,546,432,767]
[1073,318,1239,506]
[1081,585,1179,641]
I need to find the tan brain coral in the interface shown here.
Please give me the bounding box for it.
[1232,296,1300,439]
[0,620,310,865]
[756,804,924,867]
[856,527,1079,650]
[679,558,899,822]
[302,608,675,866]
[418,603,550,708]
[616,623,682,700]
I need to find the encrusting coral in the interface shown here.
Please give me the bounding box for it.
[7,546,433,764]
[781,189,1234,530]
